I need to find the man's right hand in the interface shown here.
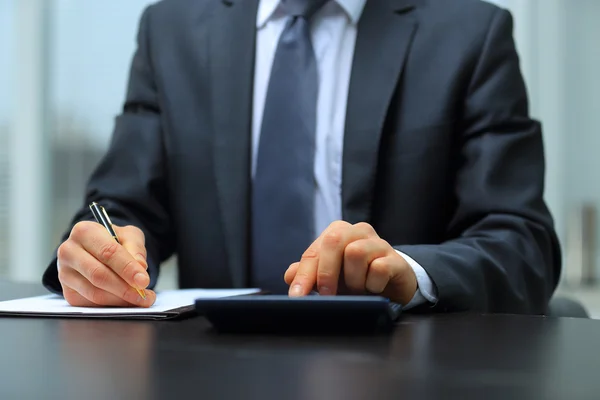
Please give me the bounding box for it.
[57,221,156,307]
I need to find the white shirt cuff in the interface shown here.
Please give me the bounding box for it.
[395,250,438,310]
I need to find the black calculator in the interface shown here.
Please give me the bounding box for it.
[195,294,402,334]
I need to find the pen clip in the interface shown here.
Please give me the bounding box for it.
[89,202,120,242]
[99,205,119,240]
[99,205,114,226]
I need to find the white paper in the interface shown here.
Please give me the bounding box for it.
[0,288,260,315]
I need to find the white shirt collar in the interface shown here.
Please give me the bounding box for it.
[256,0,366,28]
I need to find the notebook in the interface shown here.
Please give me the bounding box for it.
[0,288,260,320]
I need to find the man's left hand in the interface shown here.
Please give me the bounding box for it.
[284,221,418,305]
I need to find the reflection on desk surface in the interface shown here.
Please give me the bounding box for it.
[58,320,154,399]
[2,281,600,399]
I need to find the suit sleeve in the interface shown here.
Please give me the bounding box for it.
[42,5,174,294]
[395,8,561,315]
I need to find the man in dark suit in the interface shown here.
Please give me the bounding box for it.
[43,0,561,314]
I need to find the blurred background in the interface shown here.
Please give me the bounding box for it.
[0,0,599,314]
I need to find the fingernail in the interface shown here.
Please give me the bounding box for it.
[319,286,332,295]
[290,284,303,297]
[134,272,148,289]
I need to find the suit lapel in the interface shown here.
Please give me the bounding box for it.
[210,0,259,287]
[342,0,418,224]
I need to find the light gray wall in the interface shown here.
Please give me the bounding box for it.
[564,1,600,208]
[563,0,600,280]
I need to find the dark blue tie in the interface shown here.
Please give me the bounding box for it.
[251,0,328,293]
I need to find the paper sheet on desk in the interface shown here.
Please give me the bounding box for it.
[0,288,261,320]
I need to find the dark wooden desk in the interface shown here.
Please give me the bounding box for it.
[1,281,599,400]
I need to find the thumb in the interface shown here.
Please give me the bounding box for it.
[115,225,148,270]
[284,262,300,285]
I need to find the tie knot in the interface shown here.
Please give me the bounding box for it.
[280,0,329,19]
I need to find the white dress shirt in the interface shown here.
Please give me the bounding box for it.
[251,0,438,309]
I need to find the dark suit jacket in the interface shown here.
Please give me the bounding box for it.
[43,0,561,314]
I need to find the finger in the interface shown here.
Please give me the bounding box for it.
[61,267,157,308]
[352,222,380,239]
[284,262,299,285]
[343,238,389,293]
[365,257,393,294]
[59,266,137,307]
[289,237,321,297]
[116,225,148,270]
[383,258,418,306]
[317,221,376,295]
[62,286,102,307]
[71,221,149,291]
[73,247,151,305]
